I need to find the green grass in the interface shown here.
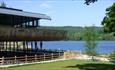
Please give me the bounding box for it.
[0,59,115,70]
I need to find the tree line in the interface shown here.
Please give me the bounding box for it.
[39,26,115,40]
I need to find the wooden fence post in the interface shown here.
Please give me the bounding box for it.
[44,54,45,61]
[59,52,60,57]
[25,55,27,63]
[51,53,53,60]
[14,56,17,64]
[2,56,4,65]
[35,54,37,62]
[1,56,4,65]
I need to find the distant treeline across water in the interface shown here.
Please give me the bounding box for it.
[39,26,115,40]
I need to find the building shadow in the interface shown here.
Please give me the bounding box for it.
[65,63,115,70]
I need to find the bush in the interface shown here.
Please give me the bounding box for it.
[109,50,115,59]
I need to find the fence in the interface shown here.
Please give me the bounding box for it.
[0,53,62,65]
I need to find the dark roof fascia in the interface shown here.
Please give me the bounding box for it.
[0,8,51,20]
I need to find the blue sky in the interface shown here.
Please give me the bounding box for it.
[0,0,115,27]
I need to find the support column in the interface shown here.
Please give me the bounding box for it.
[27,18,30,27]
[14,42,17,52]
[40,41,43,50]
[31,41,33,51]
[28,21,30,27]
[0,42,4,51]
[36,20,39,27]
[3,42,5,51]
[32,20,35,27]
[13,42,16,51]
[2,42,4,51]
[9,42,11,51]
[37,41,39,50]
[0,42,1,51]
[35,41,37,52]
[26,41,28,52]
[16,42,18,51]
[27,22,29,27]
[23,42,25,51]
[6,41,8,51]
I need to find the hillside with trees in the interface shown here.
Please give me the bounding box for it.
[39,26,115,40]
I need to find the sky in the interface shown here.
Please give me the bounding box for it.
[0,0,115,27]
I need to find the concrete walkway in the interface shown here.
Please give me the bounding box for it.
[0,59,66,68]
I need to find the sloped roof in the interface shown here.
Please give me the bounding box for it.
[0,7,51,20]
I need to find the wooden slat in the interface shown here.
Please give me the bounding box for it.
[0,26,67,41]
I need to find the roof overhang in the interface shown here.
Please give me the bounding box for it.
[0,8,51,20]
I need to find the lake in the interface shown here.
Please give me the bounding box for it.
[42,41,115,54]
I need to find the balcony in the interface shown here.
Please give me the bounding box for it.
[0,26,67,41]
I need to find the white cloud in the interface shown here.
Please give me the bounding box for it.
[39,1,55,9]
[40,3,52,8]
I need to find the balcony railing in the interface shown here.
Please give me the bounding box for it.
[0,26,67,41]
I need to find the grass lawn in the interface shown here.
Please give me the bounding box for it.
[0,59,115,70]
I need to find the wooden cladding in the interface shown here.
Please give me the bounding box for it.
[0,26,67,41]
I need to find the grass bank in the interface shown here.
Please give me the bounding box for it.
[0,59,115,70]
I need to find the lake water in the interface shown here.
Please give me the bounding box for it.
[42,41,115,54]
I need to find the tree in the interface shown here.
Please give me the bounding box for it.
[82,26,98,61]
[109,50,115,60]
[0,2,6,7]
[84,0,98,5]
[102,3,115,34]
